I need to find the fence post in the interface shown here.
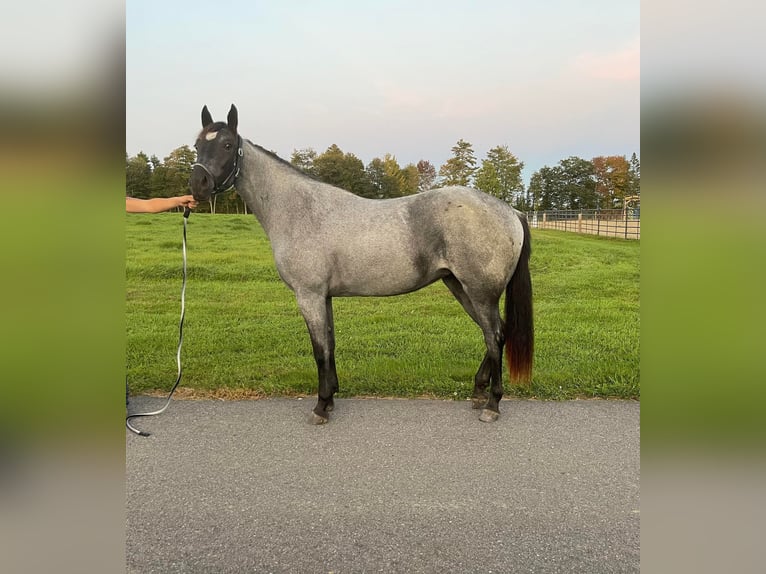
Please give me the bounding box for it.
[624,207,628,239]
[577,212,583,234]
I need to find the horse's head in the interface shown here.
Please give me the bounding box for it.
[190,104,242,201]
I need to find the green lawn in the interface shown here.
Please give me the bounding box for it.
[127,213,639,400]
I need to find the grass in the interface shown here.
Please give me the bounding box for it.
[127,213,639,400]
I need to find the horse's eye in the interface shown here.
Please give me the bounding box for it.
[224,143,232,151]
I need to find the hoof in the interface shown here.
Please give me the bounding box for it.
[479,409,499,423]
[471,397,487,410]
[309,411,328,425]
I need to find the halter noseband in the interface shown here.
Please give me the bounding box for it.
[192,135,243,196]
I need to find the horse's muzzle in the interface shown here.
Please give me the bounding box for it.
[189,164,214,201]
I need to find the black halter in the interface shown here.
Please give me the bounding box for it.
[192,135,243,196]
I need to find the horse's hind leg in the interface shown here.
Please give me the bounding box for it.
[471,356,492,409]
[296,293,338,424]
[472,302,505,422]
[443,276,492,409]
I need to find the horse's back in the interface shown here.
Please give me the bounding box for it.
[410,186,524,246]
[412,186,522,227]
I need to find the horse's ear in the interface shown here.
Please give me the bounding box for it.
[201,105,213,128]
[227,104,238,133]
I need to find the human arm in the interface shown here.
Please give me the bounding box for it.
[126,195,198,213]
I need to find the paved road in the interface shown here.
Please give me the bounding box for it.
[127,397,639,573]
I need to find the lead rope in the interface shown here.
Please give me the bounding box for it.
[126,207,191,436]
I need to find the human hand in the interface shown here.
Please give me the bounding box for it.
[178,195,198,209]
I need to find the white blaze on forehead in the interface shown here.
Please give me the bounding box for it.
[205,131,218,141]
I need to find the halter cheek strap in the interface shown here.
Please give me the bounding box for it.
[192,135,243,196]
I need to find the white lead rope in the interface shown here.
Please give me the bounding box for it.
[126,208,190,436]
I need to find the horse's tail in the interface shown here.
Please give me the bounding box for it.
[504,213,534,384]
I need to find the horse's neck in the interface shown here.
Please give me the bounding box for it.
[236,143,308,237]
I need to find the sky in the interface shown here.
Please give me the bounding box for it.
[126,0,639,185]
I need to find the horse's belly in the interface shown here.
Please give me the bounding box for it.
[329,252,441,297]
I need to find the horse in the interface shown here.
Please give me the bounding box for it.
[190,104,533,424]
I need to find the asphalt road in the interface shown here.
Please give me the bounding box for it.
[126,397,639,573]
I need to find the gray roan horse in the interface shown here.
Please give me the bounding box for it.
[190,105,533,424]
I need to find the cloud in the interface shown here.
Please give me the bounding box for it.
[572,39,640,82]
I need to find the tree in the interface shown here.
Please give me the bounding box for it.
[365,157,386,198]
[592,155,630,209]
[148,154,162,172]
[126,152,152,199]
[313,144,368,196]
[399,163,420,196]
[149,155,169,199]
[290,147,318,177]
[438,139,477,186]
[474,145,525,207]
[475,161,502,200]
[416,160,437,192]
[381,154,405,198]
[528,158,597,211]
[528,166,559,211]
[313,144,345,186]
[163,145,196,197]
[558,156,598,210]
[364,154,417,198]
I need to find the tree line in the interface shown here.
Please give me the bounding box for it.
[126,140,639,214]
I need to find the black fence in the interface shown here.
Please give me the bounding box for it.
[527,209,640,240]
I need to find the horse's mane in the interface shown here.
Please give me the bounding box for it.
[247,139,320,183]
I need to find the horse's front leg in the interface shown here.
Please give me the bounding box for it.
[296,293,338,424]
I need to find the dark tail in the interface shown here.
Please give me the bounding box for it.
[504,214,534,384]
